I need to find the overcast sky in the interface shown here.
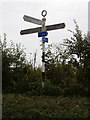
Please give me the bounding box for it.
[0,0,89,66]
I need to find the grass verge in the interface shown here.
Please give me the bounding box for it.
[2,94,89,119]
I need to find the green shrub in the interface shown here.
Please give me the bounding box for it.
[66,82,88,96]
[27,81,42,95]
[24,80,60,96]
[41,81,60,96]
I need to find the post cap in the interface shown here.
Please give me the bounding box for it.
[41,10,47,17]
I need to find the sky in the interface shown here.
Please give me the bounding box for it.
[0,0,89,66]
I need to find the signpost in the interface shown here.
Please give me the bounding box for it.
[20,10,66,87]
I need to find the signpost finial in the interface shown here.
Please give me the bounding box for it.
[41,10,47,17]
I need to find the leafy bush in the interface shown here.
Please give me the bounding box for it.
[41,81,60,96]
[27,81,42,95]
[21,80,60,96]
[66,82,88,96]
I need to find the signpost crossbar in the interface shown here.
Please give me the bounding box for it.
[20,23,65,35]
[20,27,42,35]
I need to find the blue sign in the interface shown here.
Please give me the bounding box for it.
[42,37,48,43]
[38,32,48,37]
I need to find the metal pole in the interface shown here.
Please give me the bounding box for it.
[42,40,45,87]
[41,10,47,87]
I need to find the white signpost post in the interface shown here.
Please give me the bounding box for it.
[20,10,66,87]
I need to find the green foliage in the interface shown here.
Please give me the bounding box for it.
[44,21,89,96]
[67,82,88,96]
[64,21,89,91]
[2,94,88,119]
[2,39,27,93]
[41,81,60,96]
[2,20,89,97]
[2,21,89,119]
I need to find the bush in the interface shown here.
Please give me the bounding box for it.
[41,81,60,96]
[27,81,42,95]
[66,82,88,96]
[24,80,60,96]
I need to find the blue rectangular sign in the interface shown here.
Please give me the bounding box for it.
[38,32,48,37]
[42,37,48,43]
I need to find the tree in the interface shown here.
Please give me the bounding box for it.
[63,20,90,88]
[44,21,89,95]
[63,20,89,65]
[45,44,75,87]
[2,34,27,92]
[2,33,42,94]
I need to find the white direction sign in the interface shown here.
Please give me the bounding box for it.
[23,15,44,25]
